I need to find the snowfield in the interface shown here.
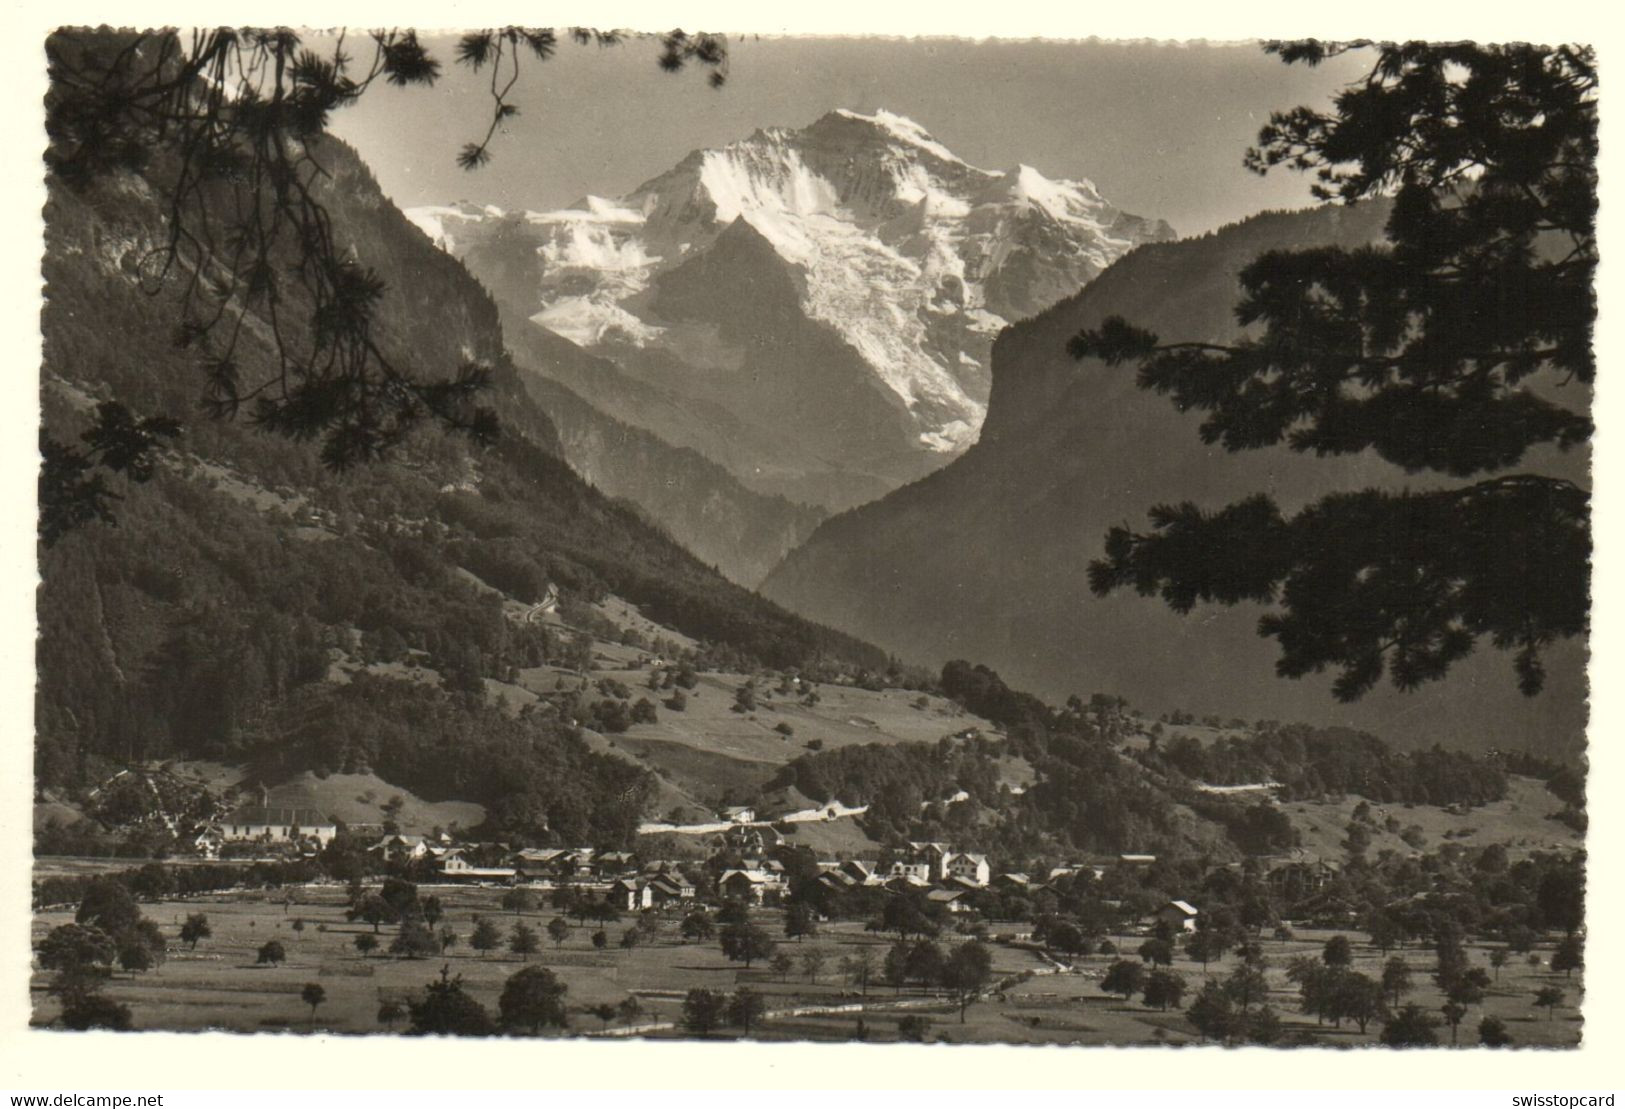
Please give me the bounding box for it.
[406,109,1173,460]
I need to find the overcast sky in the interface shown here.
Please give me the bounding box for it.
[331,36,1369,238]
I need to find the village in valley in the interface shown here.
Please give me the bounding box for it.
[31,625,1586,1046]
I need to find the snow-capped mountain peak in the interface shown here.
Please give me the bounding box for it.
[407,110,1173,506]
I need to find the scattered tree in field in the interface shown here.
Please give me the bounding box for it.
[1435,998,1468,1044]
[1322,935,1352,967]
[681,988,727,1036]
[179,913,211,951]
[1380,1004,1440,1047]
[1188,980,1241,1043]
[1248,1005,1285,1045]
[256,940,286,966]
[409,967,495,1036]
[939,941,994,1022]
[587,1002,618,1031]
[291,918,306,933]
[75,879,142,938]
[841,948,877,995]
[681,910,715,942]
[391,921,440,959]
[770,952,795,982]
[1479,1015,1513,1047]
[422,896,444,927]
[800,947,827,983]
[1508,924,1538,954]
[37,923,116,976]
[616,996,643,1028]
[349,894,396,934]
[547,917,572,949]
[720,923,776,968]
[897,1014,931,1043]
[1102,959,1147,1002]
[1552,934,1583,978]
[377,1000,405,1030]
[1137,938,1173,967]
[117,943,154,974]
[1072,41,1594,704]
[618,929,641,951]
[57,989,132,1031]
[591,930,608,950]
[1224,963,1269,1011]
[1535,986,1565,1021]
[1367,913,1404,954]
[301,982,326,1026]
[1489,948,1510,981]
[1185,929,1228,970]
[727,988,767,1036]
[785,901,819,941]
[1448,969,1490,1010]
[509,922,539,962]
[1143,969,1188,1012]
[1381,958,1413,1010]
[502,888,537,917]
[439,927,459,955]
[498,966,569,1034]
[470,919,502,957]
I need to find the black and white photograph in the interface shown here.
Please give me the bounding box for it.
[18,7,1600,1067]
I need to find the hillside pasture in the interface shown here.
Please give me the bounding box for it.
[1283,776,1581,863]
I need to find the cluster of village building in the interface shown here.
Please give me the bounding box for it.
[193,792,1348,933]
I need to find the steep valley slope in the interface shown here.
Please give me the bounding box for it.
[762,201,1589,759]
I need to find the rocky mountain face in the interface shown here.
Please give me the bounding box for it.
[761,201,1589,758]
[407,109,1173,510]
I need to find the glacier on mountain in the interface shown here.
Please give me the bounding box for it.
[406,109,1173,463]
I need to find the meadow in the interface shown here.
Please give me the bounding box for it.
[30,886,1582,1045]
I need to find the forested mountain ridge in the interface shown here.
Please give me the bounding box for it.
[762,201,1589,759]
[37,127,888,846]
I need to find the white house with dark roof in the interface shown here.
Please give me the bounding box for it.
[944,851,991,887]
[1153,899,1200,933]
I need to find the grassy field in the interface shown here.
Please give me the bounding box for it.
[30,890,1582,1045]
[507,632,1008,821]
[1282,776,1581,863]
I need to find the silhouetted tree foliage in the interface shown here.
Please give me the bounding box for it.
[1073,42,1594,703]
[42,27,726,539]
[408,966,495,1035]
[497,965,569,1033]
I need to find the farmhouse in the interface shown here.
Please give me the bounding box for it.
[905,841,952,881]
[720,806,756,824]
[647,874,695,906]
[718,869,785,905]
[218,805,336,847]
[926,888,972,914]
[944,851,991,887]
[887,860,932,883]
[610,877,654,911]
[369,834,430,863]
[1267,858,1341,903]
[1153,899,1200,933]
